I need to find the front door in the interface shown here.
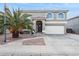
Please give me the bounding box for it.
[36,21,42,32]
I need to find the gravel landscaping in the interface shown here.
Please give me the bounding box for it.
[23,37,45,45]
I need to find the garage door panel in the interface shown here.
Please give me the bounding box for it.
[45,26,64,34]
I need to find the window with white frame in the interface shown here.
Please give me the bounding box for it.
[46,13,54,20]
[58,13,64,19]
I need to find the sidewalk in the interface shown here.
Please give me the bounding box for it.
[0,33,47,56]
[0,33,79,56]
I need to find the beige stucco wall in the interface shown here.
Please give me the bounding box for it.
[21,10,68,34]
[22,12,67,20]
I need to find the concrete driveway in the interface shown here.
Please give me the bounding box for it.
[44,34,79,56]
[0,33,79,56]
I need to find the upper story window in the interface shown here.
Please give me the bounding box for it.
[47,13,52,18]
[58,13,64,19]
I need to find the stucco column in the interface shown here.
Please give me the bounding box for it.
[42,20,45,32]
[54,13,57,20]
[33,20,36,32]
[65,13,67,20]
[64,13,67,34]
[64,22,67,34]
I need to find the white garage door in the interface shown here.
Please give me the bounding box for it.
[45,26,65,34]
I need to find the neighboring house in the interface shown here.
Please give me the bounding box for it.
[67,16,79,33]
[21,10,68,34]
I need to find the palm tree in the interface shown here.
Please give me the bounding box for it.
[0,6,33,38]
[20,14,34,34]
[0,12,4,34]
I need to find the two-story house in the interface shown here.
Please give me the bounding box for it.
[21,10,68,34]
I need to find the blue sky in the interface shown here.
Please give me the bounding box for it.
[0,3,79,19]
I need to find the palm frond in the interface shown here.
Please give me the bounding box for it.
[5,7,12,18]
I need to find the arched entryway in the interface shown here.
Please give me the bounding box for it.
[36,21,42,32]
